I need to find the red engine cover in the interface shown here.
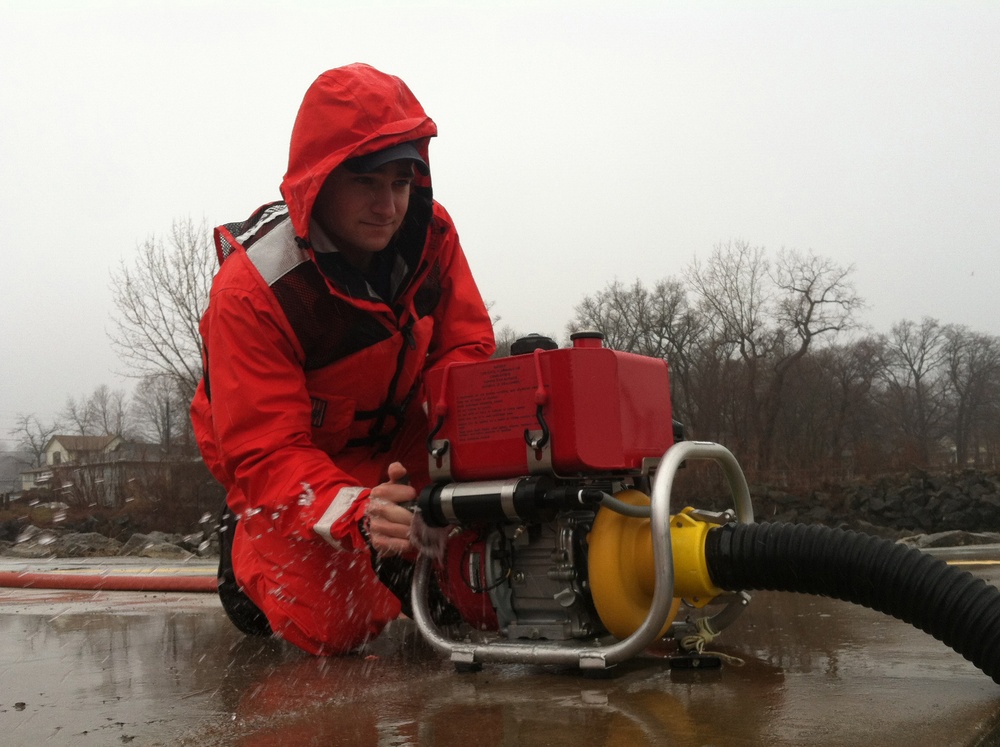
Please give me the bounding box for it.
[425,335,674,480]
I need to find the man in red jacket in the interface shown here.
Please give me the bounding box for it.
[191,64,496,654]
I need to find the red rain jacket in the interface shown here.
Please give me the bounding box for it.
[191,65,494,620]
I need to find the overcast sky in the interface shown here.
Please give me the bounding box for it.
[1,0,998,448]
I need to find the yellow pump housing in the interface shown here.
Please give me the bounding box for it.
[587,489,723,640]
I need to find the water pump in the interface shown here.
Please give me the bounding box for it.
[411,332,752,670]
[410,333,1000,681]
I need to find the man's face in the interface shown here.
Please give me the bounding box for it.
[312,160,415,270]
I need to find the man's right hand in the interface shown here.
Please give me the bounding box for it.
[365,462,418,558]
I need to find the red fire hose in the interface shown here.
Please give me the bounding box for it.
[0,570,217,593]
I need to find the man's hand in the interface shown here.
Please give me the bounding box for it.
[365,462,418,558]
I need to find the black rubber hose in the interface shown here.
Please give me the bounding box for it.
[704,522,1000,683]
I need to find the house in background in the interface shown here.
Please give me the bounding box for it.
[46,435,125,467]
[19,435,168,507]
[21,435,123,493]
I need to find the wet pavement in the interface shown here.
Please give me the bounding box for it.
[2,555,1000,746]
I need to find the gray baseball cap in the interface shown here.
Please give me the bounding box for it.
[343,141,428,174]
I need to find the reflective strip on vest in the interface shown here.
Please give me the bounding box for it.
[245,220,309,286]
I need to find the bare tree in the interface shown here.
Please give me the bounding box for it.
[60,394,92,436]
[570,279,658,354]
[109,217,215,401]
[687,241,861,470]
[877,318,949,466]
[687,241,772,461]
[645,279,708,431]
[941,325,1000,466]
[786,336,886,475]
[9,414,58,468]
[760,249,863,466]
[132,373,191,452]
[689,240,771,361]
[59,385,133,437]
[771,249,863,356]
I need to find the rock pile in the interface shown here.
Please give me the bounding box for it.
[0,520,220,560]
[750,469,1000,537]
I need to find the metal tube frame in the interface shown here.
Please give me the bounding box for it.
[410,440,755,670]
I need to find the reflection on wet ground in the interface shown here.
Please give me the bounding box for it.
[2,562,1000,746]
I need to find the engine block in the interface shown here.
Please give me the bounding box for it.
[484,512,602,641]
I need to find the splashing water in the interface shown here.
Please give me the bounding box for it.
[322,570,338,592]
[297,482,316,506]
[15,527,38,544]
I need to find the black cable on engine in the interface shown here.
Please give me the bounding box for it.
[596,491,652,518]
[704,522,1000,684]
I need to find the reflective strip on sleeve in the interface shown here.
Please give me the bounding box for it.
[313,486,368,549]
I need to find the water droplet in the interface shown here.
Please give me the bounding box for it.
[297,482,316,506]
[15,527,38,544]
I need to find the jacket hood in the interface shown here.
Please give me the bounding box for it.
[280,63,437,240]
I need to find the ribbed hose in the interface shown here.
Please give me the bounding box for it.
[704,522,1000,683]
